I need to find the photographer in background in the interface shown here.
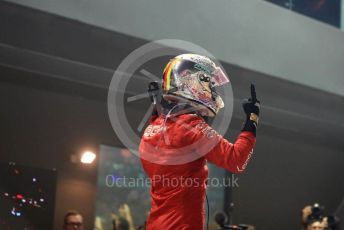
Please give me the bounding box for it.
[63,210,84,230]
[301,204,340,230]
[322,215,340,230]
[305,219,324,230]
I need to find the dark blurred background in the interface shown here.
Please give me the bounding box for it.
[0,0,343,229]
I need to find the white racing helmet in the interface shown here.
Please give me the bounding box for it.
[162,54,229,117]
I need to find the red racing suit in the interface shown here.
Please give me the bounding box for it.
[139,113,256,230]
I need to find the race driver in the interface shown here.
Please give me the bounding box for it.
[139,54,260,230]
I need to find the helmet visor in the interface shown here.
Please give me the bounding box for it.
[174,60,229,87]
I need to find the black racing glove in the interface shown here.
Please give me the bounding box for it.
[242,83,260,136]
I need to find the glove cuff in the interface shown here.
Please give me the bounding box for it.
[242,113,259,136]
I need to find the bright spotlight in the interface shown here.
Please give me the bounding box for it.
[80,151,96,164]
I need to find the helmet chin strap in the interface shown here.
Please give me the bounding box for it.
[148,81,213,118]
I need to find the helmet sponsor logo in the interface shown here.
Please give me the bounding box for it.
[194,63,211,74]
